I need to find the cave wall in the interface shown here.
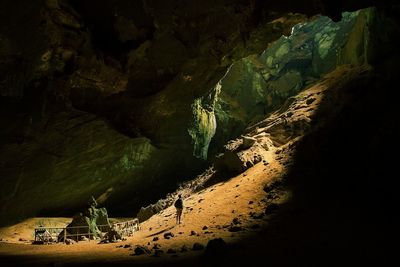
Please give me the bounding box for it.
[0,0,381,225]
[207,9,374,155]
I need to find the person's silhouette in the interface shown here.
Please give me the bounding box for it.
[174,195,184,224]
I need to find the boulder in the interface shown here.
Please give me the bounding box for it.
[58,205,111,242]
[163,232,174,239]
[134,245,151,255]
[65,238,76,245]
[205,238,228,257]
[103,229,122,243]
[241,136,257,149]
[137,200,165,222]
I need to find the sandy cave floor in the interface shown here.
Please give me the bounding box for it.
[0,147,288,266]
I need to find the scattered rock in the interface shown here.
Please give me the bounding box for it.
[164,232,174,239]
[248,200,254,204]
[178,232,184,235]
[167,248,177,254]
[202,226,208,230]
[134,245,151,255]
[190,230,197,236]
[204,231,213,234]
[205,238,228,257]
[18,238,27,242]
[265,203,279,214]
[124,244,131,248]
[153,236,159,241]
[232,218,241,225]
[192,243,205,251]
[180,245,189,252]
[153,243,161,250]
[65,239,76,245]
[306,97,316,105]
[80,236,89,241]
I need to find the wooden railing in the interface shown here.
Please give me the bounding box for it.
[34,219,139,244]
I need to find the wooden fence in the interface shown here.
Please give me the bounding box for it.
[34,219,139,244]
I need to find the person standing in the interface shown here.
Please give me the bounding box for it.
[174,194,184,224]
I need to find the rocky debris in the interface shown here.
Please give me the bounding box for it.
[241,136,257,150]
[136,168,216,223]
[202,226,208,230]
[134,245,151,255]
[152,236,159,241]
[167,248,177,254]
[164,232,174,239]
[152,243,161,250]
[249,200,254,204]
[192,243,205,251]
[215,139,265,175]
[265,203,280,214]
[306,97,316,105]
[123,244,131,248]
[102,229,122,243]
[18,238,28,242]
[232,218,241,225]
[205,238,228,257]
[137,201,165,223]
[65,238,76,245]
[190,230,197,236]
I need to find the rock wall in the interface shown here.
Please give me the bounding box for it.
[208,9,375,155]
[0,0,380,225]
